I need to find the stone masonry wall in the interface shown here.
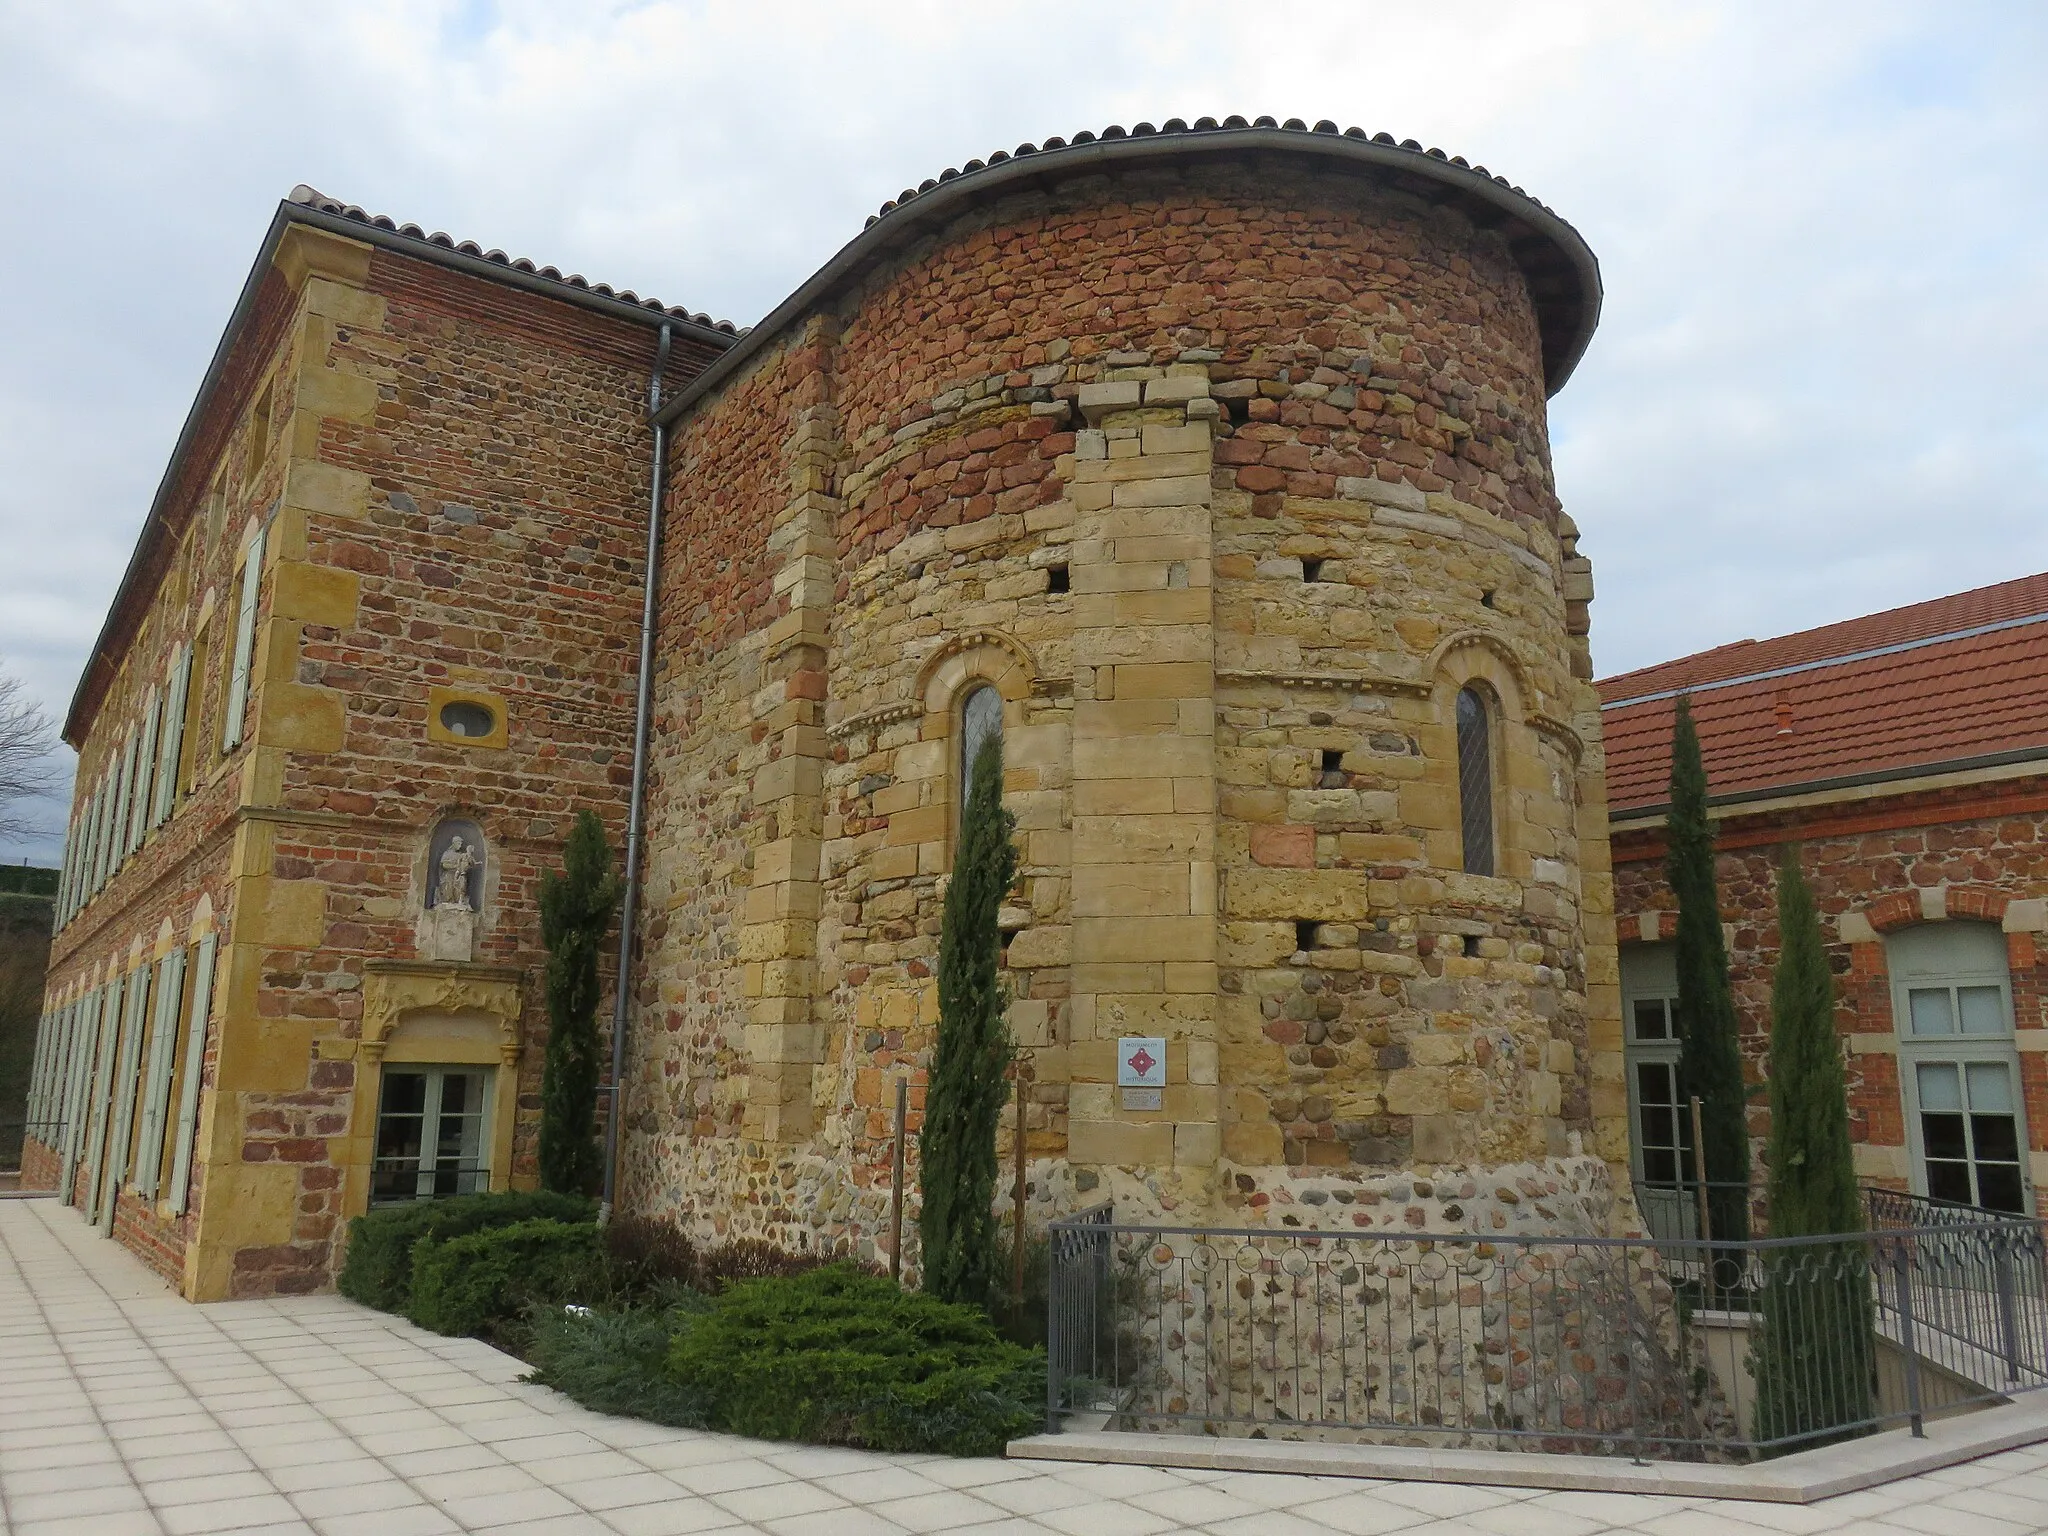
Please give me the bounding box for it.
[627,159,1628,1271]
[1610,773,2048,1204]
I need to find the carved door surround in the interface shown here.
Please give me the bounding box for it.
[345,960,526,1220]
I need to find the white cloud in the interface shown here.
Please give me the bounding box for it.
[1,0,2043,860]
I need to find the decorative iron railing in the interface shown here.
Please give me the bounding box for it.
[368,1159,492,1206]
[1863,1184,2033,1232]
[1045,1211,2048,1459]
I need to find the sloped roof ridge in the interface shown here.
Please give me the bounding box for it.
[288,185,742,335]
[1600,570,2048,704]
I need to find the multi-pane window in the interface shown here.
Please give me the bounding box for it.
[1630,994,1691,1188]
[1455,686,1495,877]
[371,1067,491,1205]
[1621,942,1699,1243]
[1889,922,2030,1214]
[1914,1061,2024,1212]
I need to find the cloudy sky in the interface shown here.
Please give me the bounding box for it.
[1,0,2043,863]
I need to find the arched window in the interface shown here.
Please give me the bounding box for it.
[959,684,1003,821]
[1456,686,1495,876]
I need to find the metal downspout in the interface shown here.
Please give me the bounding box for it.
[601,320,672,1224]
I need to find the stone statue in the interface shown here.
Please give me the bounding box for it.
[435,836,477,911]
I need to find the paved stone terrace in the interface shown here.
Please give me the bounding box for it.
[2,1200,2046,1536]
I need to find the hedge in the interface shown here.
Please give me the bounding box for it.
[666,1264,1043,1456]
[525,1298,713,1428]
[407,1217,609,1341]
[338,1190,596,1313]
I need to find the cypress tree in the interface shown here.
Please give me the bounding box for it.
[1667,695,1750,1246]
[1751,848,1875,1446]
[919,733,1017,1308]
[539,809,621,1196]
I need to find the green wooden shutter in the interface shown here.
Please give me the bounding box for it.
[50,1002,77,1140]
[133,948,188,1200]
[55,821,73,926]
[152,646,192,826]
[85,786,105,894]
[53,1000,81,1150]
[78,975,123,1214]
[222,527,266,753]
[34,1004,66,1140]
[58,992,93,1197]
[74,796,93,906]
[166,933,219,1217]
[96,965,153,1234]
[26,1010,50,1137]
[93,773,116,889]
[128,688,161,854]
[109,731,138,872]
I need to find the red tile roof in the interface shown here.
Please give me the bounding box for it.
[1598,572,2048,815]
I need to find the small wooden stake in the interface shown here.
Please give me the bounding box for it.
[890,1076,908,1284]
[1690,1095,1715,1309]
[1012,1061,1030,1307]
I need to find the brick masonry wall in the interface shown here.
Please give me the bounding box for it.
[628,159,1626,1269]
[1610,773,2048,1201]
[28,260,302,1287]
[38,224,720,1297]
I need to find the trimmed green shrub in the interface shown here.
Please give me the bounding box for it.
[666,1265,1043,1455]
[338,1190,597,1313]
[407,1218,609,1341]
[921,732,1017,1308]
[525,1300,713,1428]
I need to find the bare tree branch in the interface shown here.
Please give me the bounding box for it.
[0,664,57,843]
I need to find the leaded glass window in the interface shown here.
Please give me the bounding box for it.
[1456,687,1494,877]
[960,684,1003,820]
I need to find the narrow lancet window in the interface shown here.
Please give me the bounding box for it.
[1456,686,1495,877]
[959,685,1003,821]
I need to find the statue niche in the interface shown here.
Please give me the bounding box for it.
[418,817,486,962]
[435,836,478,911]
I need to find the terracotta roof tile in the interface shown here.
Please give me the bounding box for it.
[1599,573,2048,814]
[288,186,742,334]
[863,116,1565,226]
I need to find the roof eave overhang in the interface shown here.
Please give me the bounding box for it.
[62,203,739,746]
[1606,744,2048,830]
[654,125,1603,432]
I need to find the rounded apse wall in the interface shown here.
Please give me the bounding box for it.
[635,124,1623,1251]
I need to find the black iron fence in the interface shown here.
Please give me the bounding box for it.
[1046,1211,2048,1459]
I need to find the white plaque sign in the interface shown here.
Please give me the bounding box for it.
[1118,1037,1166,1088]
